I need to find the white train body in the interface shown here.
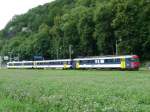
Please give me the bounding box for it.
[7,55,140,70]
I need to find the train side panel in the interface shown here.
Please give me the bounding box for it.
[7,55,140,70]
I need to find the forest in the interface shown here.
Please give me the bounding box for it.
[0,0,149,61]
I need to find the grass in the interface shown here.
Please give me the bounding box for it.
[0,69,150,112]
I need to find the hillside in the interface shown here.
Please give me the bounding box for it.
[0,0,149,60]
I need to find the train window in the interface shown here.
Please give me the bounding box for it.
[89,60,95,64]
[131,58,139,62]
[24,63,33,66]
[95,60,99,64]
[95,60,103,64]
[60,62,62,65]
[86,60,94,64]
[105,58,120,64]
[115,59,120,63]
[53,61,61,65]
[46,62,48,65]
[37,62,45,65]
[95,60,97,64]
[43,62,47,65]
[97,60,100,63]
[78,60,94,64]
[100,60,104,64]
[84,60,88,64]
[48,62,53,65]
[62,62,64,65]
[49,62,52,65]
[14,63,22,66]
[126,58,131,61]
[105,59,114,64]
[104,59,120,64]
[8,63,13,66]
[80,60,84,64]
[52,62,55,65]
[67,61,70,65]
[53,62,57,65]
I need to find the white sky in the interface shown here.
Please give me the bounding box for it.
[0,0,55,30]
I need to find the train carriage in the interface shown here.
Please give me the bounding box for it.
[7,59,72,69]
[7,55,140,70]
[73,55,140,70]
[34,59,72,69]
[7,61,34,69]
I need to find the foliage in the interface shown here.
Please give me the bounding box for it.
[0,0,149,60]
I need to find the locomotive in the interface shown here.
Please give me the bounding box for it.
[7,55,140,70]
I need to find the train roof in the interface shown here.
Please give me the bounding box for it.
[7,55,139,63]
[73,55,138,61]
[8,59,71,63]
[35,59,71,62]
[7,61,33,64]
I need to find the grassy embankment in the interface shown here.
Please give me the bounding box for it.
[0,69,150,112]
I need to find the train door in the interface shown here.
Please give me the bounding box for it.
[121,57,126,69]
[125,58,131,69]
[64,61,67,69]
[34,61,37,68]
[76,61,80,69]
[71,60,76,69]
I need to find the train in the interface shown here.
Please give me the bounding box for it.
[7,55,140,70]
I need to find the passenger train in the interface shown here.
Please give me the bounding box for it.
[7,55,140,70]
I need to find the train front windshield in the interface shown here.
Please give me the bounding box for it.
[131,56,140,62]
[131,58,139,62]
